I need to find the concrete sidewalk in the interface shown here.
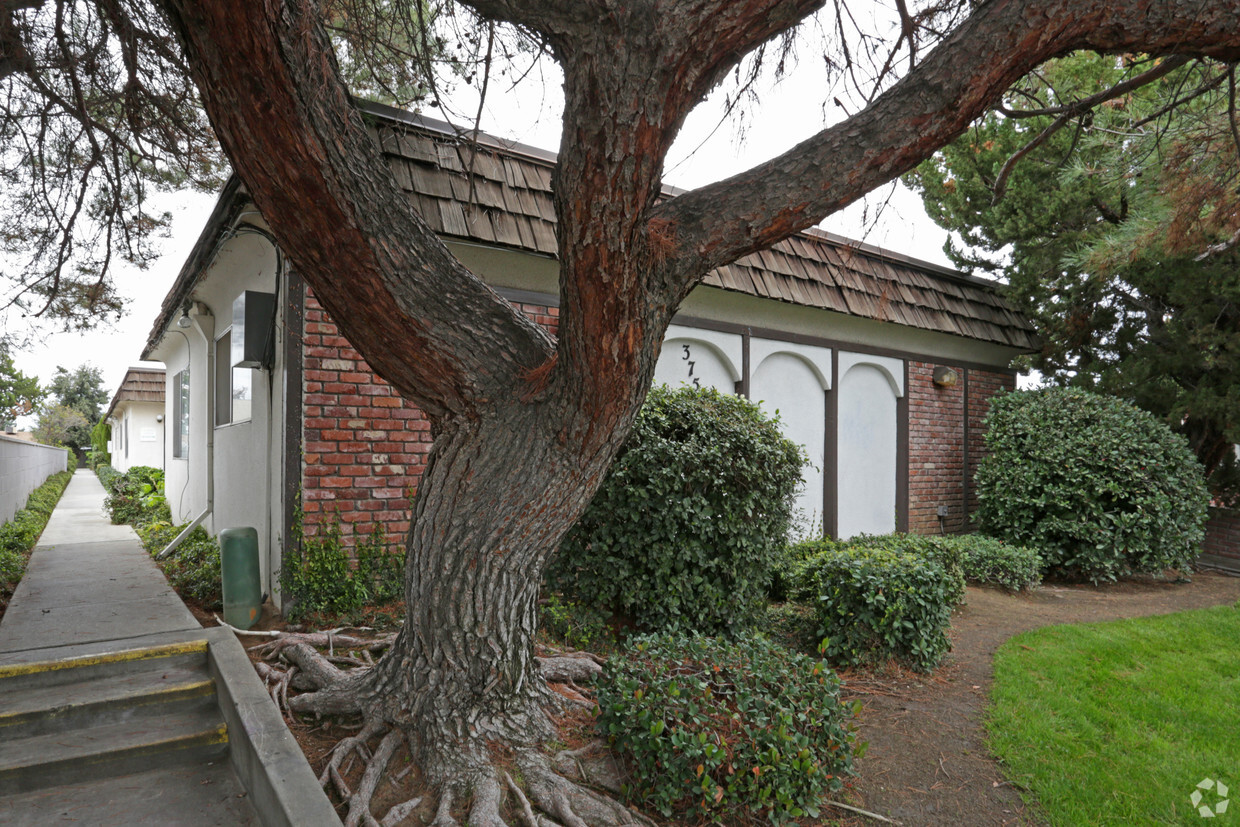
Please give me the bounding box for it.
[0,469,200,659]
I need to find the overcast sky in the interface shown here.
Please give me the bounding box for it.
[9,35,956,423]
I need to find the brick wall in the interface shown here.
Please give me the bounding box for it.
[906,363,1015,535]
[907,362,966,534]
[297,287,558,549]
[1202,507,1240,568]
[966,369,1014,516]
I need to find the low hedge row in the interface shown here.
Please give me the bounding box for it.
[137,521,223,610]
[797,540,957,672]
[0,471,73,609]
[778,533,1042,672]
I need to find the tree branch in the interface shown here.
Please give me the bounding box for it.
[653,0,1240,280]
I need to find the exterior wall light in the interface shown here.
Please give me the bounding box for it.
[932,366,960,388]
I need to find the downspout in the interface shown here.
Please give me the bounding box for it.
[159,305,215,559]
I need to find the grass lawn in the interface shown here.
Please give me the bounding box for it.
[988,603,1240,825]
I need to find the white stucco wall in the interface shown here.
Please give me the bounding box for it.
[148,228,285,599]
[109,401,165,473]
[653,325,742,392]
[836,355,904,539]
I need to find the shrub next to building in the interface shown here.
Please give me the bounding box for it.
[548,384,803,635]
[975,387,1209,583]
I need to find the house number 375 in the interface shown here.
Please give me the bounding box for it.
[681,344,701,388]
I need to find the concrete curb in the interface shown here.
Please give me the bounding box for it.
[205,626,342,826]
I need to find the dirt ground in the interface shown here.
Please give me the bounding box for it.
[832,569,1240,827]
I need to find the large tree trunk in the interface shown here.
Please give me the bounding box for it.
[357,397,644,784]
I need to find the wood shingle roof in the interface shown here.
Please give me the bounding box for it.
[105,367,165,420]
[368,103,1038,352]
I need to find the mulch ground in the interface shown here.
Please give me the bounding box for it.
[832,569,1240,826]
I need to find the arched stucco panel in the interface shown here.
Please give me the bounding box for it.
[654,332,741,392]
[751,351,827,537]
[837,362,899,539]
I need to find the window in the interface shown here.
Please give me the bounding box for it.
[215,328,253,426]
[123,418,129,460]
[173,368,190,458]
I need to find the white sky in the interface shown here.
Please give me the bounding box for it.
[9,34,958,424]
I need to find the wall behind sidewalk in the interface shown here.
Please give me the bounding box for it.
[0,435,69,524]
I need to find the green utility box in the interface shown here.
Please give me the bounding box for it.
[220,526,262,630]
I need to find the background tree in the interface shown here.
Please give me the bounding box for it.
[33,403,88,448]
[6,0,1240,823]
[45,364,107,461]
[907,53,1240,502]
[0,347,43,428]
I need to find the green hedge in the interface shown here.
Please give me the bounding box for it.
[597,634,857,824]
[799,540,956,672]
[548,385,804,634]
[0,471,73,607]
[932,534,1043,591]
[137,521,223,610]
[975,387,1209,583]
[102,465,168,526]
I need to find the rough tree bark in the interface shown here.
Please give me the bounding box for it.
[155,0,1240,822]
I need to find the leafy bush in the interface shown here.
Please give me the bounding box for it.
[975,387,1210,583]
[280,508,405,622]
[800,541,957,672]
[138,520,223,609]
[95,464,120,494]
[549,385,804,634]
[352,521,404,604]
[930,534,1043,591]
[597,634,858,824]
[103,465,168,526]
[0,471,72,606]
[89,419,110,469]
[538,592,613,652]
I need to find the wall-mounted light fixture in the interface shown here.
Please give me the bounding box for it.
[155,414,164,423]
[177,299,193,329]
[932,366,960,388]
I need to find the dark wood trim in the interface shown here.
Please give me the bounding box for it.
[897,360,910,533]
[824,349,839,539]
[281,269,306,600]
[962,367,971,528]
[740,328,751,398]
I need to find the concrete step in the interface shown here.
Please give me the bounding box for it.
[0,639,230,798]
[0,662,217,740]
[0,639,209,694]
[0,703,229,796]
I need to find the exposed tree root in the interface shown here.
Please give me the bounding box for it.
[249,627,648,826]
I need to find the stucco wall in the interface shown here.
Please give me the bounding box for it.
[110,401,166,472]
[0,434,68,524]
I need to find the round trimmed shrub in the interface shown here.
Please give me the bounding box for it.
[596,634,857,824]
[974,387,1209,583]
[548,384,804,634]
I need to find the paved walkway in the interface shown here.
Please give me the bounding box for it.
[0,469,200,661]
